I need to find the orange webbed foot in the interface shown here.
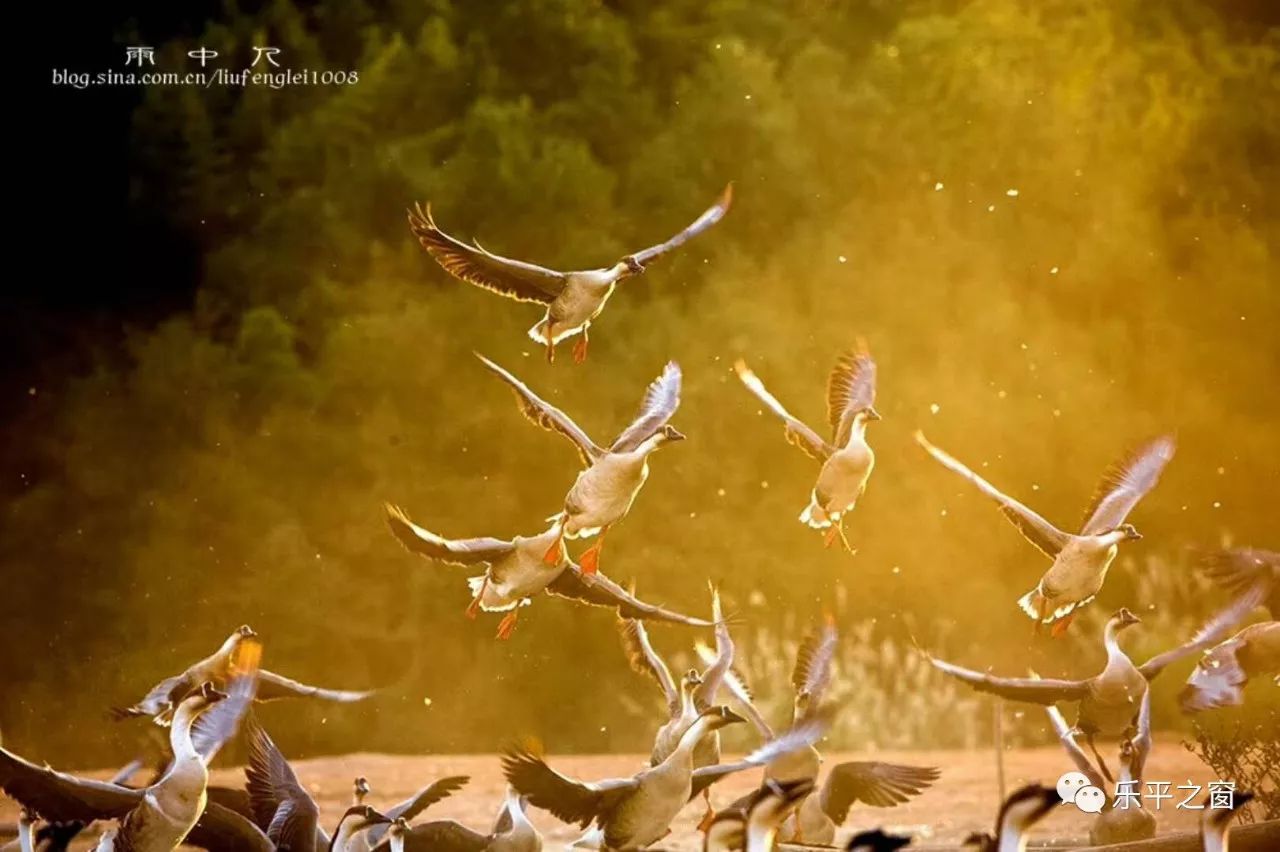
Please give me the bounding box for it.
[496,611,518,640]
[542,536,565,566]
[572,335,589,364]
[1051,612,1076,638]
[823,527,839,548]
[465,597,482,621]
[579,542,602,575]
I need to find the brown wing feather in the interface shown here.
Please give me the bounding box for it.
[628,183,733,267]
[827,343,877,446]
[500,747,625,827]
[614,616,680,715]
[821,762,940,824]
[384,504,515,566]
[610,362,682,452]
[407,204,565,304]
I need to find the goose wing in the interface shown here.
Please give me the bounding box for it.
[692,586,733,711]
[914,431,1070,558]
[690,713,831,799]
[792,617,838,708]
[244,718,321,849]
[628,184,733,267]
[364,776,470,847]
[371,820,490,852]
[827,344,877,447]
[1199,548,1280,617]
[1044,705,1105,788]
[609,362,682,453]
[735,361,831,461]
[1080,436,1175,535]
[408,204,565,304]
[191,640,261,764]
[615,617,679,716]
[476,355,604,466]
[384,504,514,566]
[1131,688,1153,781]
[545,567,713,627]
[1138,582,1266,680]
[926,655,1087,703]
[256,670,374,705]
[501,746,635,828]
[185,801,274,852]
[820,761,940,824]
[695,642,775,738]
[111,673,191,720]
[0,749,143,824]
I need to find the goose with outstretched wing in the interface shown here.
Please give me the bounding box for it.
[385,503,711,640]
[479,355,685,574]
[1199,547,1279,618]
[112,626,374,723]
[915,431,1174,634]
[928,594,1259,781]
[735,344,880,551]
[409,185,731,363]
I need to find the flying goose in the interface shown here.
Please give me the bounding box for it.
[914,431,1175,633]
[1199,547,1279,617]
[962,784,1061,852]
[712,621,938,845]
[1045,692,1154,844]
[1179,619,1279,712]
[408,185,732,363]
[926,599,1257,781]
[385,504,711,639]
[734,345,879,550]
[113,625,375,722]
[704,778,813,852]
[502,708,828,851]
[1,643,259,852]
[1200,791,1254,852]
[368,787,541,852]
[478,355,684,573]
[845,829,914,852]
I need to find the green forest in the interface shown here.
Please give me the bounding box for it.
[4,0,1277,765]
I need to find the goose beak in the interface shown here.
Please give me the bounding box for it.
[865,407,882,421]
[665,427,687,442]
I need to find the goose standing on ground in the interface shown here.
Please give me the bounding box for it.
[714,620,938,844]
[369,786,541,852]
[408,185,732,363]
[478,355,685,574]
[503,708,828,851]
[385,504,712,640]
[963,785,1061,852]
[1045,692,1155,844]
[113,625,374,722]
[1,642,260,852]
[734,344,879,551]
[926,598,1258,781]
[914,431,1175,634]
[1200,791,1254,852]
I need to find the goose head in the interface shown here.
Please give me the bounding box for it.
[340,804,392,833]
[846,828,913,852]
[682,669,704,689]
[1112,524,1142,541]
[998,784,1061,835]
[621,255,645,276]
[699,705,747,732]
[1118,738,1138,773]
[1112,608,1142,630]
[658,425,686,447]
[353,776,371,803]
[860,406,883,423]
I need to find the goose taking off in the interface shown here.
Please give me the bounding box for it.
[1046,691,1155,844]
[385,504,712,639]
[1,642,260,852]
[503,709,828,851]
[914,431,1175,634]
[112,625,375,722]
[734,344,879,551]
[408,185,731,363]
[478,355,684,574]
[926,599,1257,781]
[714,619,938,845]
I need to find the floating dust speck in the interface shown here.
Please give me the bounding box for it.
[837,255,847,263]
[1006,189,1019,197]
[760,480,769,489]
[934,181,944,191]
[423,697,432,707]
[987,204,996,212]
[1212,501,1221,509]
[1050,267,1059,275]
[1216,467,1225,475]
[716,488,726,497]
[929,403,940,414]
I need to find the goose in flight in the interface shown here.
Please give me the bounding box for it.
[703,778,814,852]
[1179,619,1279,712]
[926,598,1257,781]
[369,787,542,852]
[112,625,375,723]
[734,344,879,551]
[1045,693,1154,844]
[502,708,828,851]
[385,504,712,639]
[478,355,684,573]
[962,784,1061,852]
[1,642,260,852]
[711,620,938,845]
[408,185,732,363]
[914,431,1175,634]
[1199,547,1279,617]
